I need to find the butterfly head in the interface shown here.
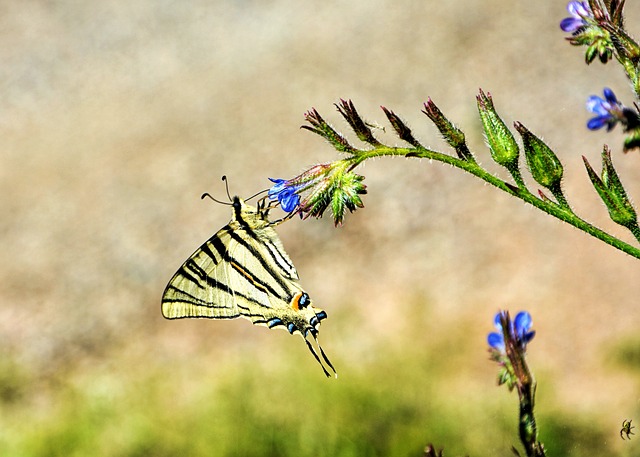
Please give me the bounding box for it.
[231,196,274,230]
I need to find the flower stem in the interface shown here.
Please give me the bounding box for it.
[515,369,545,457]
[499,312,546,457]
[346,145,640,260]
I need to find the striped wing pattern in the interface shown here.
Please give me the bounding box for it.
[161,196,336,377]
[161,223,300,322]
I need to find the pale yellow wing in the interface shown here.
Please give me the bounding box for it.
[161,196,335,376]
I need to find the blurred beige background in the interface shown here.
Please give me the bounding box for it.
[2,0,640,454]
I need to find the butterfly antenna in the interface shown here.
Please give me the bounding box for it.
[221,175,232,201]
[245,188,268,202]
[201,192,231,205]
[304,338,331,378]
[201,175,235,205]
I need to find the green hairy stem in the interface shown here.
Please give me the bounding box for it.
[302,98,640,260]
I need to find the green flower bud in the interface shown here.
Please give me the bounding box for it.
[515,122,564,190]
[302,108,354,153]
[583,147,638,228]
[477,89,520,170]
[423,98,474,162]
[381,106,422,147]
[336,99,382,147]
[330,172,367,226]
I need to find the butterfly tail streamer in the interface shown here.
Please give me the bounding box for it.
[318,342,337,377]
[304,338,331,378]
[304,333,337,378]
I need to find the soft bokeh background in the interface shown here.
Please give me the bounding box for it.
[2,1,640,455]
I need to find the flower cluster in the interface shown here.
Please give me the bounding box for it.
[584,88,640,151]
[487,310,536,392]
[560,1,592,34]
[488,311,535,356]
[487,311,544,455]
[268,161,367,225]
[558,1,640,151]
[586,88,625,131]
[560,1,614,64]
[268,178,301,213]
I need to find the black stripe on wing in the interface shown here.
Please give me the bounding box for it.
[166,227,290,308]
[228,229,292,294]
[236,303,275,325]
[165,231,227,292]
[209,228,229,259]
[228,260,283,298]
[163,285,236,311]
[166,219,303,311]
[242,226,296,276]
[200,241,221,267]
[168,256,219,291]
[215,228,292,302]
[262,239,297,279]
[163,277,267,310]
[177,259,208,289]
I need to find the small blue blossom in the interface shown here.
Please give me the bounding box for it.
[560,1,592,33]
[586,88,623,131]
[268,178,301,212]
[487,311,536,354]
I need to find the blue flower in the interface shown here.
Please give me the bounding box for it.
[560,1,592,33]
[586,88,623,131]
[268,178,301,212]
[487,311,536,353]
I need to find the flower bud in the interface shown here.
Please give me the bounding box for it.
[423,98,474,162]
[381,106,422,147]
[515,122,564,191]
[336,99,381,147]
[330,172,367,226]
[477,90,520,171]
[583,146,638,228]
[302,108,354,153]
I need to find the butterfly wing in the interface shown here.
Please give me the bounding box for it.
[161,225,241,320]
[161,197,335,376]
[225,224,309,327]
[161,216,305,321]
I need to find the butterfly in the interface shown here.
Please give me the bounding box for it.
[161,193,336,377]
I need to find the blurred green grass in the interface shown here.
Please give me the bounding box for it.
[0,305,628,457]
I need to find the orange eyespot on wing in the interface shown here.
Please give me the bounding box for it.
[290,292,311,310]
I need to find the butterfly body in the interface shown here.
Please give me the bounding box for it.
[162,196,335,376]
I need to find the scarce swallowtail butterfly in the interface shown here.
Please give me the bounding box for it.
[161,194,336,377]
